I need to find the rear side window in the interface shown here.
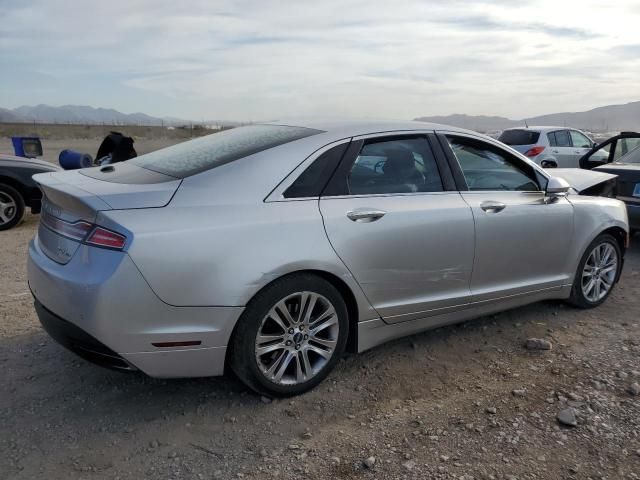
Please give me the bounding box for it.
[132,125,322,178]
[498,129,540,145]
[347,137,443,195]
[284,143,348,198]
[552,130,571,147]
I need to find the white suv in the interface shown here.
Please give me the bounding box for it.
[498,126,606,168]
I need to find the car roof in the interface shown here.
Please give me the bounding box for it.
[503,126,582,133]
[262,118,473,138]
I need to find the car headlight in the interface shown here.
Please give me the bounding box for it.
[634,183,640,198]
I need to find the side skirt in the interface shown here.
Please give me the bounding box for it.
[357,285,571,352]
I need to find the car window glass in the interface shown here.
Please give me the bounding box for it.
[554,130,571,147]
[570,131,591,148]
[618,142,640,163]
[446,136,540,192]
[347,137,443,195]
[284,143,348,198]
[547,132,557,147]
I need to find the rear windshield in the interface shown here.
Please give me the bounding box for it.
[498,129,540,146]
[131,124,322,178]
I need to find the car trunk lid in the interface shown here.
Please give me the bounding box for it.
[33,164,181,264]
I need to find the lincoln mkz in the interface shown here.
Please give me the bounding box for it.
[28,121,629,396]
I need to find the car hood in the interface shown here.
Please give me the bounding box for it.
[552,168,618,193]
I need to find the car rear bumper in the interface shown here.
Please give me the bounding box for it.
[28,233,244,377]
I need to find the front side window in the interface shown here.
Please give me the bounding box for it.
[347,137,443,195]
[570,130,592,148]
[446,136,540,192]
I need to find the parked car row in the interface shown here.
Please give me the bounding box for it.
[26,120,629,396]
[498,126,608,168]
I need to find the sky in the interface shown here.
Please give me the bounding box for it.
[1,0,639,121]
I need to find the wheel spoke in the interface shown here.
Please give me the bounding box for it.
[302,293,318,325]
[295,353,305,383]
[272,351,295,382]
[256,333,285,345]
[301,348,312,377]
[268,306,292,332]
[256,341,286,357]
[310,316,337,336]
[309,335,337,350]
[306,344,332,360]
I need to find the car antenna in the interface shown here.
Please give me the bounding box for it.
[525,120,529,128]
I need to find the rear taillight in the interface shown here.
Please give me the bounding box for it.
[524,146,545,157]
[86,227,127,250]
[41,212,127,250]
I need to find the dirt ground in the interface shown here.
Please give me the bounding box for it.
[1,219,640,479]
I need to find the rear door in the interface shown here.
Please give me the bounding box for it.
[547,130,575,167]
[319,133,475,323]
[438,133,574,302]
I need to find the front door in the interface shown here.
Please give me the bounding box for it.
[319,134,475,323]
[441,133,574,302]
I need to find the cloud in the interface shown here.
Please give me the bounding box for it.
[0,0,638,120]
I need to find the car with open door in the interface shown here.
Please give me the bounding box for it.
[28,121,629,396]
[499,126,607,168]
[580,132,640,232]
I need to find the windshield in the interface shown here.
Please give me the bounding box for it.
[131,124,322,178]
[498,129,540,146]
[619,144,640,164]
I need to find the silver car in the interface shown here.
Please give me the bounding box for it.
[28,121,629,396]
[499,126,607,168]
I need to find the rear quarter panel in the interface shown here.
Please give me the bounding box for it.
[104,197,378,321]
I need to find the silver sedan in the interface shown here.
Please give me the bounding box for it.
[28,121,629,396]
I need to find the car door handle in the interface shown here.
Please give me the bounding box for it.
[552,150,559,154]
[480,201,506,213]
[346,209,386,222]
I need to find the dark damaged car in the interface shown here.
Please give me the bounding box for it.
[0,154,60,230]
[580,132,640,232]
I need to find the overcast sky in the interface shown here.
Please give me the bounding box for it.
[1,0,639,121]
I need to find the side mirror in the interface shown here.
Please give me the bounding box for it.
[546,176,570,196]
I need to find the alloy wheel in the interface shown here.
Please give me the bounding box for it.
[0,191,17,226]
[581,241,618,302]
[255,291,339,386]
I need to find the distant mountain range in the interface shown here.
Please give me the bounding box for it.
[0,104,188,126]
[2,101,639,133]
[415,101,640,133]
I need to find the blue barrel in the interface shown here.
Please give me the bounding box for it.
[59,150,93,170]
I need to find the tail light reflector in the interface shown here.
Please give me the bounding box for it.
[524,146,545,157]
[41,213,93,242]
[41,212,127,250]
[86,227,127,250]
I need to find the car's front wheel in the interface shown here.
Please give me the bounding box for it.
[0,183,25,231]
[568,233,622,308]
[229,273,348,396]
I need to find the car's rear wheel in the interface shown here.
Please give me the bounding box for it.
[568,233,621,308]
[229,273,348,396]
[0,183,25,231]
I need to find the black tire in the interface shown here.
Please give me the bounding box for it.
[0,183,25,231]
[567,233,621,309]
[229,273,349,397]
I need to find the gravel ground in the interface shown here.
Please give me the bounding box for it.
[1,215,639,480]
